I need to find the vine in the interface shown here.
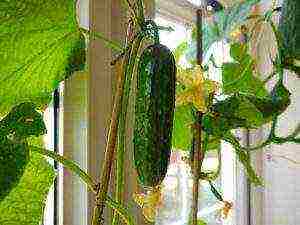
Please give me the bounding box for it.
[0,0,299,225]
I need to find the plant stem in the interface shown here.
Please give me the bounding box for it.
[92,52,130,225]
[190,8,204,225]
[79,27,122,51]
[92,33,143,225]
[112,34,143,225]
[29,146,134,225]
[107,196,136,225]
[122,0,138,23]
[191,113,204,225]
[30,145,97,193]
[31,145,136,225]
[136,0,145,27]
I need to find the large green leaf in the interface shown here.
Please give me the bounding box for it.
[0,139,29,202]
[222,43,268,97]
[0,0,86,113]
[0,103,56,224]
[172,105,221,151]
[212,94,268,129]
[0,150,56,224]
[0,102,46,201]
[172,105,194,151]
[1,102,46,138]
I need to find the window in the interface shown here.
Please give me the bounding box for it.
[42,1,249,225]
[43,89,61,225]
[43,0,89,224]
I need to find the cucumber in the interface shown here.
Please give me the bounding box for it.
[133,44,176,187]
[279,0,300,74]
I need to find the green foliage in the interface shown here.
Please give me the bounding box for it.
[172,105,194,150]
[224,133,263,186]
[172,105,221,151]
[245,82,291,120]
[270,82,291,112]
[235,147,263,186]
[0,139,29,202]
[0,0,83,223]
[0,148,56,225]
[0,103,55,223]
[0,103,46,201]
[1,102,46,138]
[278,0,300,75]
[0,0,86,113]
[222,43,269,97]
[186,0,259,61]
[0,103,55,225]
[173,41,188,64]
[212,94,268,129]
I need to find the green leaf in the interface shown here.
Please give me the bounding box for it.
[1,102,46,138]
[172,105,194,151]
[0,103,47,202]
[270,82,291,111]
[172,105,221,151]
[0,139,29,201]
[0,149,56,224]
[213,94,266,128]
[230,42,248,61]
[188,216,207,225]
[173,41,188,64]
[222,43,269,97]
[197,220,207,225]
[244,83,291,120]
[0,0,86,113]
[235,96,264,127]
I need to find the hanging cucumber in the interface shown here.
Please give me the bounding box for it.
[133,43,176,187]
[278,0,300,75]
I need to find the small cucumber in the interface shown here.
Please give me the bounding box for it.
[134,44,176,187]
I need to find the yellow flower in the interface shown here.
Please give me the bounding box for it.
[133,186,163,222]
[215,200,233,220]
[176,66,219,112]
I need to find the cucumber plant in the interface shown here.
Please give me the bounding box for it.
[0,0,299,225]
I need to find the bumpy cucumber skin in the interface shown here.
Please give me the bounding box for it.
[134,44,176,187]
